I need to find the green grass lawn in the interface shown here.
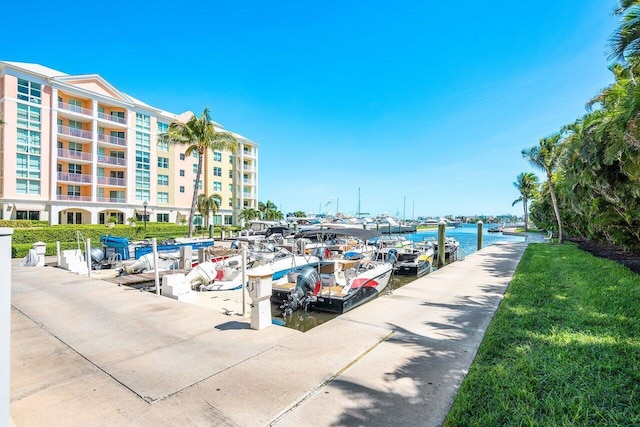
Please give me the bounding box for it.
[444,243,640,426]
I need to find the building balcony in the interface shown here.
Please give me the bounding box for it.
[58,148,93,162]
[58,101,93,117]
[98,111,127,126]
[96,197,126,203]
[242,192,257,199]
[242,178,255,185]
[97,154,127,166]
[97,176,126,187]
[56,195,92,202]
[58,125,92,141]
[242,149,256,158]
[97,133,127,147]
[57,172,92,184]
[242,164,255,172]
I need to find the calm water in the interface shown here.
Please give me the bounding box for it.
[274,224,526,332]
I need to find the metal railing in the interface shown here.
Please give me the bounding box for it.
[97,133,126,147]
[97,154,127,166]
[58,125,92,140]
[58,101,92,116]
[98,111,127,125]
[57,172,92,183]
[56,195,91,201]
[96,197,126,203]
[97,176,126,186]
[57,148,92,162]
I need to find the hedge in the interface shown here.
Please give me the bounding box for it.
[5,221,241,258]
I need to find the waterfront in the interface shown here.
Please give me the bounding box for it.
[275,224,527,331]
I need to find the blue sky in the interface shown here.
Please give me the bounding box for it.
[2,1,620,218]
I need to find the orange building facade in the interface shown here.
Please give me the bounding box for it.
[0,61,258,226]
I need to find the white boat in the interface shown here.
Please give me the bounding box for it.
[187,246,320,291]
[272,229,393,314]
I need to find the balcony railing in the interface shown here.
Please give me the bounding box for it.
[58,101,92,116]
[96,197,126,203]
[243,149,256,158]
[243,178,255,185]
[97,133,126,147]
[57,172,92,184]
[58,148,93,162]
[97,154,127,166]
[56,195,91,202]
[58,125,92,140]
[97,176,126,186]
[242,192,256,199]
[242,165,255,172]
[98,111,127,125]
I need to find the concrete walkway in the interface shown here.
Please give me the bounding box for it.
[10,241,528,426]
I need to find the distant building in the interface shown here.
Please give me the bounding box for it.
[0,61,258,225]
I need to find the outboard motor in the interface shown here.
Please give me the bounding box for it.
[387,249,398,266]
[230,240,240,250]
[280,266,321,315]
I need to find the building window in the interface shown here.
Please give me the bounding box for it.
[179,169,185,177]
[17,129,41,154]
[135,189,150,201]
[69,164,82,174]
[17,78,42,104]
[192,179,202,190]
[17,104,41,130]
[229,155,234,165]
[157,140,169,152]
[213,181,222,191]
[213,167,222,177]
[224,215,233,225]
[193,164,198,173]
[67,185,81,196]
[179,186,185,193]
[180,153,185,160]
[136,131,150,151]
[136,150,150,170]
[135,113,150,132]
[229,170,233,179]
[16,210,40,220]
[228,199,233,207]
[158,157,169,168]
[135,170,150,190]
[67,212,82,224]
[158,174,169,185]
[213,151,222,162]
[157,122,168,134]
[16,179,40,195]
[158,192,169,203]
[157,213,169,222]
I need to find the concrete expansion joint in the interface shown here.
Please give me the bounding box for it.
[268,331,395,425]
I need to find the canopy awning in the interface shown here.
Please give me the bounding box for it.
[295,227,382,241]
[135,208,155,216]
[13,203,46,211]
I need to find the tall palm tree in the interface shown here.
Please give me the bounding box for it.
[159,108,236,237]
[610,0,640,63]
[512,172,539,231]
[522,132,565,243]
[197,193,221,229]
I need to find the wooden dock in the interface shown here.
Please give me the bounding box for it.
[102,269,190,287]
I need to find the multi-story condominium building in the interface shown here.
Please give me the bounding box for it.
[0,61,258,226]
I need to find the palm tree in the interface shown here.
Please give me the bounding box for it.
[522,132,565,243]
[610,0,640,63]
[239,207,261,224]
[196,193,221,229]
[512,172,539,231]
[159,108,236,237]
[258,200,283,221]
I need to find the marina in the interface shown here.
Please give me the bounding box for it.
[10,239,529,426]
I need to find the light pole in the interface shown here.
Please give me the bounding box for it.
[143,200,148,232]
